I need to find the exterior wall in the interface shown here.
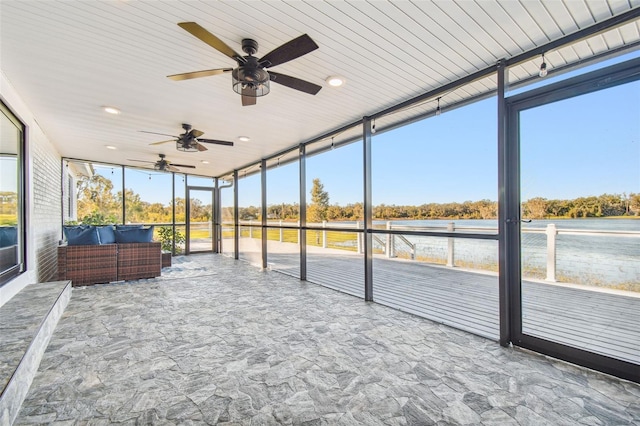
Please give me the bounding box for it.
[0,71,62,306]
[31,124,61,282]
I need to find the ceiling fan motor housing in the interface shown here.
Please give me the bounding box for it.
[241,38,259,55]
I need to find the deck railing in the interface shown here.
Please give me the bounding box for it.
[229,220,640,285]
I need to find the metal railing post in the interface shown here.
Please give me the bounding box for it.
[322,221,327,248]
[279,220,283,242]
[386,221,394,258]
[447,222,455,267]
[546,224,557,282]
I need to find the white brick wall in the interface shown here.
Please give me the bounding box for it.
[30,121,61,283]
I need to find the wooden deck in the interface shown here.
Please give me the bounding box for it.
[256,242,640,366]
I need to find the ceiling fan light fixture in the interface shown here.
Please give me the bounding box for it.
[326,75,345,87]
[232,67,270,97]
[238,136,250,142]
[176,141,198,152]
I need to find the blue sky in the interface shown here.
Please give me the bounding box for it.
[97,52,639,207]
[520,81,639,201]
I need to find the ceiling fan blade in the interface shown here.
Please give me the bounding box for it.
[165,165,180,172]
[167,68,232,81]
[198,138,234,147]
[170,163,196,169]
[191,129,204,138]
[149,139,175,146]
[241,86,257,106]
[139,131,177,138]
[195,142,208,152]
[242,95,257,106]
[269,71,322,95]
[178,22,242,60]
[259,34,318,68]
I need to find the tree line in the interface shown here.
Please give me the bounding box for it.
[243,180,640,221]
[74,174,211,224]
[74,175,640,224]
[256,193,640,222]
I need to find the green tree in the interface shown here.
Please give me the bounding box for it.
[308,178,330,222]
[630,193,640,216]
[76,174,120,223]
[523,197,548,219]
[123,188,148,223]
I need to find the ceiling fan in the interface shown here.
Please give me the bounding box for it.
[140,123,233,152]
[128,154,195,172]
[167,22,322,106]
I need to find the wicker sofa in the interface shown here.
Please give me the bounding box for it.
[58,242,161,286]
[57,225,161,286]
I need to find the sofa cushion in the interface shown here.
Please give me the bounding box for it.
[114,226,154,243]
[96,225,116,244]
[66,227,100,246]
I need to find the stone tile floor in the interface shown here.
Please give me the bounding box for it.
[16,254,640,425]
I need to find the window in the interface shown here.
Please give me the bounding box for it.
[0,101,25,285]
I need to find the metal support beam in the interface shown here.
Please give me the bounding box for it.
[185,186,191,255]
[121,165,126,224]
[233,169,239,260]
[213,178,219,253]
[363,117,373,301]
[299,144,307,281]
[261,158,267,269]
[505,7,640,68]
[497,59,511,347]
[171,173,176,254]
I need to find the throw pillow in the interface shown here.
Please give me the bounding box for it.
[66,227,100,246]
[0,226,18,247]
[63,225,92,242]
[114,226,154,243]
[96,225,116,244]
[116,224,144,230]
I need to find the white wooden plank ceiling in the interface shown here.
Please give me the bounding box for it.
[1,0,638,177]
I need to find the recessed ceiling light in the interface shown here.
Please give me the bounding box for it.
[200,160,209,164]
[326,75,345,87]
[238,136,250,142]
[102,106,121,115]
[105,145,117,150]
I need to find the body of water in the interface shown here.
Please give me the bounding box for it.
[378,218,639,288]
